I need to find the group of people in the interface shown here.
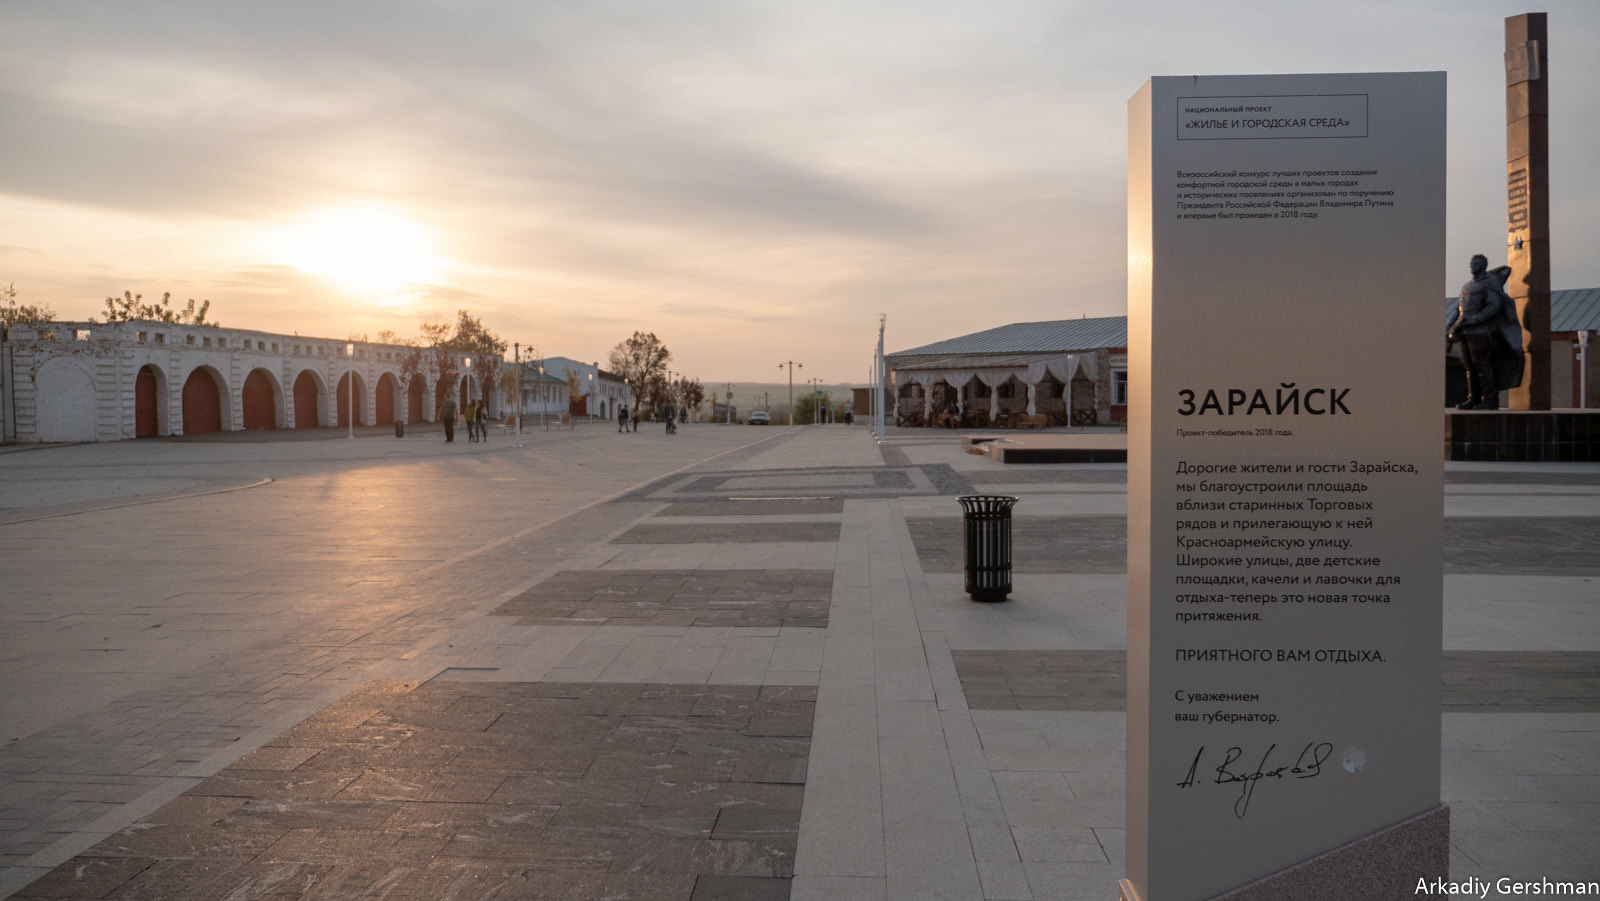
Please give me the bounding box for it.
[436,400,726,443]
[615,404,689,434]
[436,397,490,443]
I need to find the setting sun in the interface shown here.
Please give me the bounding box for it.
[276,208,441,292]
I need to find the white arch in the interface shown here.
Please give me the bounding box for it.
[35,357,98,442]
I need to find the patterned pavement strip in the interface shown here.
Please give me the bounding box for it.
[7,426,1600,898]
[905,515,1600,576]
[11,681,813,900]
[0,427,790,887]
[951,650,1600,713]
[495,570,833,629]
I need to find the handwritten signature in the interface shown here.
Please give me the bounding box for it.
[1177,741,1334,818]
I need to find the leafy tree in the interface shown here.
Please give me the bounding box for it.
[417,317,451,348]
[796,393,819,425]
[437,309,506,356]
[92,291,216,326]
[498,366,521,413]
[678,376,705,415]
[565,370,583,409]
[1,283,57,339]
[608,331,671,418]
[409,310,507,409]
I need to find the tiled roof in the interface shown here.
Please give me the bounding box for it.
[891,288,1600,363]
[889,317,1127,357]
[1551,288,1600,333]
[1444,287,1600,333]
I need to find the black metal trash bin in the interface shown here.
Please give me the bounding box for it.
[394,421,405,437]
[958,495,1019,601]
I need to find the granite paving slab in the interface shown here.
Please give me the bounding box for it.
[1445,518,1600,574]
[909,516,1600,575]
[613,522,842,545]
[655,500,846,517]
[1440,652,1600,712]
[965,470,1129,485]
[957,468,1600,486]
[13,680,815,900]
[613,464,972,503]
[495,570,834,628]
[951,651,1600,713]
[907,516,1127,574]
[1444,471,1600,485]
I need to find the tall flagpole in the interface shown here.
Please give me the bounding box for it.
[875,314,885,439]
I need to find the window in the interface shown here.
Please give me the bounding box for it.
[1113,370,1128,405]
[75,329,91,341]
[203,336,212,347]
[154,334,165,344]
[272,343,279,353]
[136,331,147,344]
[186,334,196,345]
[218,337,227,348]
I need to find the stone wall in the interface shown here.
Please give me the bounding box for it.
[3,321,503,443]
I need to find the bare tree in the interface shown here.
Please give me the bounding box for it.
[1,283,57,339]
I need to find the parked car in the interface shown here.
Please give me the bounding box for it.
[747,411,770,425]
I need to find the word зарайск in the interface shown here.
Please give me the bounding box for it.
[1178,384,1350,416]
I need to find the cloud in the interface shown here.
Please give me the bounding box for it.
[4,0,1600,379]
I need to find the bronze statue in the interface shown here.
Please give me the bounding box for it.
[1447,254,1522,410]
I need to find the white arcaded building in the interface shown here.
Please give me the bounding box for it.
[1,320,503,443]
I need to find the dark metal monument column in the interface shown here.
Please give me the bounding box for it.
[1505,12,1550,410]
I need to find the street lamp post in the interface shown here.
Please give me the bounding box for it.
[513,343,524,448]
[723,383,735,424]
[463,356,472,441]
[538,363,547,430]
[346,342,355,439]
[587,371,595,426]
[778,361,802,431]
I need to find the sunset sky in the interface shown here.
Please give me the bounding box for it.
[3,1,1598,382]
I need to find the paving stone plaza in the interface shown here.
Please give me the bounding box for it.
[0,423,1596,899]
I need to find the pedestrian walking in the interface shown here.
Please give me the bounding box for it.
[475,402,488,442]
[618,404,629,432]
[464,398,478,442]
[440,397,457,442]
[665,405,676,435]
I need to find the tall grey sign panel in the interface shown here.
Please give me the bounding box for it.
[1126,73,1445,900]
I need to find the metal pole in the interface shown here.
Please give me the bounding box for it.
[1581,331,1590,409]
[876,313,886,438]
[779,360,801,432]
[347,342,354,439]
[514,343,523,447]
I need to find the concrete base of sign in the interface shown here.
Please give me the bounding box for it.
[1445,410,1600,461]
[1116,805,1450,901]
